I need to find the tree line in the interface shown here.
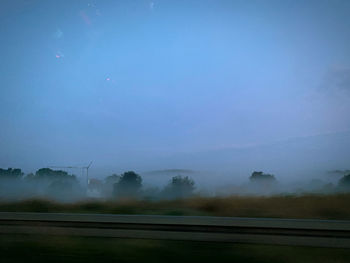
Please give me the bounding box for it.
[0,168,196,200]
[1,167,350,200]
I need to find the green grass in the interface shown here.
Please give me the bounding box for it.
[1,234,350,263]
[1,193,350,219]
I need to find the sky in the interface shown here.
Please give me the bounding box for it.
[1,0,350,178]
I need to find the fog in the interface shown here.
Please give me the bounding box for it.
[1,0,350,200]
[0,164,349,203]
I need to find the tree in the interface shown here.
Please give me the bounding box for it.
[0,168,24,180]
[103,174,121,197]
[249,171,277,194]
[27,168,80,199]
[0,168,24,199]
[113,171,142,198]
[249,171,276,182]
[89,178,103,191]
[27,168,77,184]
[34,168,74,181]
[338,174,350,190]
[163,175,195,199]
[105,174,121,185]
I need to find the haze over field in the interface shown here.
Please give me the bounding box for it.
[1,0,350,185]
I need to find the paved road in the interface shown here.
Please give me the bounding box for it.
[1,212,350,248]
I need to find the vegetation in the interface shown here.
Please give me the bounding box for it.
[0,168,23,179]
[113,171,142,198]
[105,174,120,185]
[33,168,76,181]
[1,193,350,220]
[249,171,276,182]
[338,174,350,190]
[0,167,82,202]
[162,175,195,199]
[1,166,350,205]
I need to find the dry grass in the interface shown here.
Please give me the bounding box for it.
[1,193,350,220]
[185,194,350,219]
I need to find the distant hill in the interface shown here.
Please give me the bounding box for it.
[143,169,196,175]
[110,131,350,187]
[156,131,350,182]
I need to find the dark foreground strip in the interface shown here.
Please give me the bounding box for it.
[0,212,350,248]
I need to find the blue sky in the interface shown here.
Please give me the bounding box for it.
[1,0,350,175]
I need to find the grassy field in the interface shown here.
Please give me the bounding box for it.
[1,194,350,262]
[1,234,350,263]
[1,193,350,219]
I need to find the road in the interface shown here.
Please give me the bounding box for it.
[1,212,350,248]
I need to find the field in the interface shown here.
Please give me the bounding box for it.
[1,193,350,220]
[1,194,350,262]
